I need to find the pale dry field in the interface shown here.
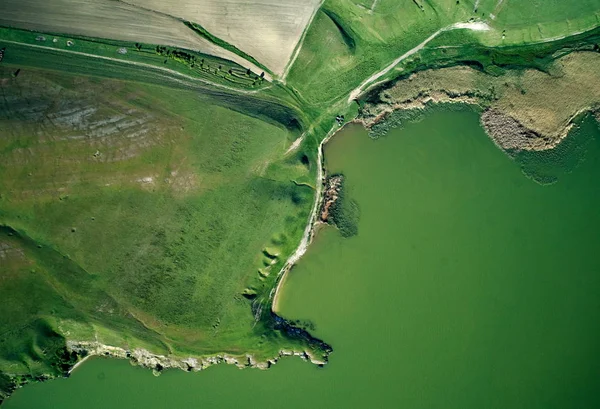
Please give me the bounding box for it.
[0,0,269,78]
[126,0,322,75]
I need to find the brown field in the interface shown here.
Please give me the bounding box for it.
[126,0,322,75]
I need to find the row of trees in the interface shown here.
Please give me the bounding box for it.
[153,45,265,83]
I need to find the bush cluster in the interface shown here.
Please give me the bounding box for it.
[328,176,359,238]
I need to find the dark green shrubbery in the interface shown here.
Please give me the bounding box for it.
[0,373,16,406]
[328,176,360,238]
[369,103,475,139]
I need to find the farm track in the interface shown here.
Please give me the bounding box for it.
[348,21,491,102]
[1,39,269,95]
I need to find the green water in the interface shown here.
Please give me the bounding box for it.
[5,109,600,408]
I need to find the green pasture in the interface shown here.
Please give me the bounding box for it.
[0,64,322,386]
[286,0,600,106]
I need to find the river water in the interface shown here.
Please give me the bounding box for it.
[5,108,600,408]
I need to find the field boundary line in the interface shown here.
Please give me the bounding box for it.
[281,0,325,82]
[370,0,380,13]
[116,0,273,80]
[492,23,600,48]
[1,39,266,95]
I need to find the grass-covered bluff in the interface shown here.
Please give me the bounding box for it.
[1,0,600,404]
[0,63,330,404]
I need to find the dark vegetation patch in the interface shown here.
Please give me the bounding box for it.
[0,373,16,406]
[183,21,270,74]
[459,59,485,71]
[300,154,310,168]
[327,175,360,238]
[0,67,320,400]
[321,9,356,52]
[270,313,332,358]
[361,26,600,106]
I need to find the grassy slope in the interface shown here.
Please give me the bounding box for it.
[0,225,168,374]
[0,64,320,387]
[286,0,600,106]
[492,0,600,31]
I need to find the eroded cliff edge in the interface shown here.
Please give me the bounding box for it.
[359,51,600,154]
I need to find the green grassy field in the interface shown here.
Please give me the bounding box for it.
[286,0,600,106]
[0,63,326,399]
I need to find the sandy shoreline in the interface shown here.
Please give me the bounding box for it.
[67,355,92,374]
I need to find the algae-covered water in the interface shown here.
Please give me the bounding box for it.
[6,109,600,408]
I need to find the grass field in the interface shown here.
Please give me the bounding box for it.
[286,0,600,106]
[0,63,326,396]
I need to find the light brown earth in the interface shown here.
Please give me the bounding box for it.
[125,0,322,75]
[361,51,600,150]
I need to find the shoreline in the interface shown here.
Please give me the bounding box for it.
[271,122,342,312]
[360,90,599,152]
[7,99,597,401]
[271,96,600,313]
[65,340,327,376]
[67,355,92,374]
